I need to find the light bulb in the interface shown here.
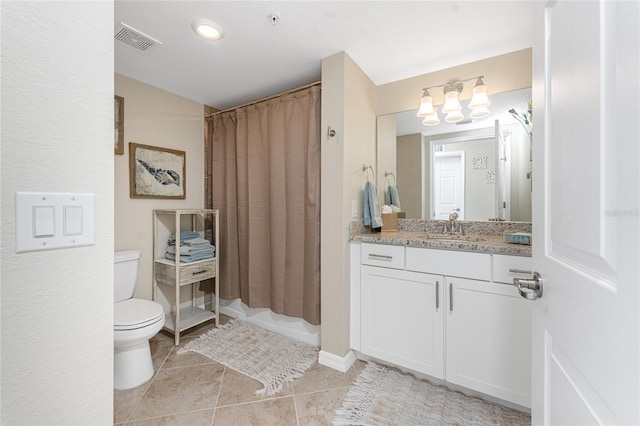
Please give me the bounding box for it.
[442,91,462,113]
[422,107,440,126]
[192,20,225,41]
[469,79,490,108]
[470,106,490,119]
[445,110,464,123]
[417,95,435,117]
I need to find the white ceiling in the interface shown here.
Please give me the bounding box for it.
[114,1,533,110]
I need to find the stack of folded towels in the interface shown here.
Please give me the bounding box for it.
[165,231,215,263]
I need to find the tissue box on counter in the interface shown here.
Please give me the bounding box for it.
[381,212,406,233]
[504,232,532,245]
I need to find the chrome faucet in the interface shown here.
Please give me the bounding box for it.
[447,212,463,234]
[449,212,458,232]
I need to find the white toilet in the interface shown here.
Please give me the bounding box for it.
[114,250,165,390]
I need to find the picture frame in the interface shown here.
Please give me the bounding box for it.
[129,142,186,199]
[114,95,125,155]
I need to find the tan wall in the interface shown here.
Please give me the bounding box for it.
[320,52,377,357]
[114,74,205,304]
[376,114,397,201]
[377,48,532,116]
[396,133,423,218]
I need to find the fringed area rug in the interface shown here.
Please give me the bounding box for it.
[178,319,318,396]
[334,362,530,426]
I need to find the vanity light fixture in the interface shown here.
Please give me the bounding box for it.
[417,76,490,125]
[192,19,225,41]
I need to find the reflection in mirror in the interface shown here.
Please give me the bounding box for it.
[378,88,532,222]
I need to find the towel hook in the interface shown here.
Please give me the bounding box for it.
[362,164,375,181]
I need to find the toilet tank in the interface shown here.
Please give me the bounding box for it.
[114,250,141,303]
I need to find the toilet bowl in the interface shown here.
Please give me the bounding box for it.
[114,251,165,390]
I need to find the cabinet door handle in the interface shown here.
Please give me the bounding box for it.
[368,254,393,261]
[435,281,440,310]
[449,283,453,312]
[509,268,533,275]
[192,270,208,275]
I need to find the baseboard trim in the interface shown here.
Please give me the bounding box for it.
[318,350,357,373]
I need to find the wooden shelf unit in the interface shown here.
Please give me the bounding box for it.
[152,209,220,346]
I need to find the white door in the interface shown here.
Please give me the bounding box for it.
[433,151,464,220]
[531,2,639,424]
[495,120,511,221]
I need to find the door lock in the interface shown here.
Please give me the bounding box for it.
[513,272,543,300]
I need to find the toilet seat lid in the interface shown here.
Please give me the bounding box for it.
[115,299,164,330]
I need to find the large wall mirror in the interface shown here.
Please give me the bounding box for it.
[377,88,532,222]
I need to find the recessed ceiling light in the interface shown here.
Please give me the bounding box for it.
[191,19,224,41]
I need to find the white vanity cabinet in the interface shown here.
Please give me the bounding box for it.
[446,277,532,407]
[361,264,445,378]
[352,241,532,408]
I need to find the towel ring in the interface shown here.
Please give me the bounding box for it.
[362,164,375,181]
[384,171,396,185]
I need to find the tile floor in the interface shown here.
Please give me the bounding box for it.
[114,316,362,425]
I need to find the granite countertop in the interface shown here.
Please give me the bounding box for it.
[349,220,532,257]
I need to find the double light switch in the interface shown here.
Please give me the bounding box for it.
[16,192,95,253]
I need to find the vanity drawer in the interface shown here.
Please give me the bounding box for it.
[406,247,491,281]
[493,254,532,284]
[361,243,405,270]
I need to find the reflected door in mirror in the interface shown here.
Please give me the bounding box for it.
[433,152,464,219]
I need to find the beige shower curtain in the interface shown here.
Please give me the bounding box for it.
[205,85,321,325]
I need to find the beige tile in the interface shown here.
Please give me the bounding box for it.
[293,362,359,395]
[294,388,349,426]
[131,363,224,420]
[150,337,175,371]
[160,339,220,370]
[114,381,151,424]
[351,359,367,374]
[218,314,233,325]
[180,319,219,338]
[216,368,293,407]
[126,409,214,426]
[212,397,298,426]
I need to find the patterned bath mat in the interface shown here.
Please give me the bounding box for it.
[334,362,530,426]
[178,319,318,396]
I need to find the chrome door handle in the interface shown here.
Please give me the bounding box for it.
[513,272,543,301]
[368,254,393,261]
[509,268,533,275]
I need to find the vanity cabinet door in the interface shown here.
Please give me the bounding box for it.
[445,277,532,407]
[361,265,444,379]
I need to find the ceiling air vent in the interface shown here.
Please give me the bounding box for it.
[115,23,162,53]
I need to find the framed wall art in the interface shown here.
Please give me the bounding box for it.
[129,142,186,199]
[114,95,125,155]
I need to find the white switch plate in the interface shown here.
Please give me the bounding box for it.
[351,200,358,218]
[16,192,95,253]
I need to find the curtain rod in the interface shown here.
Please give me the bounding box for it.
[205,81,321,118]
